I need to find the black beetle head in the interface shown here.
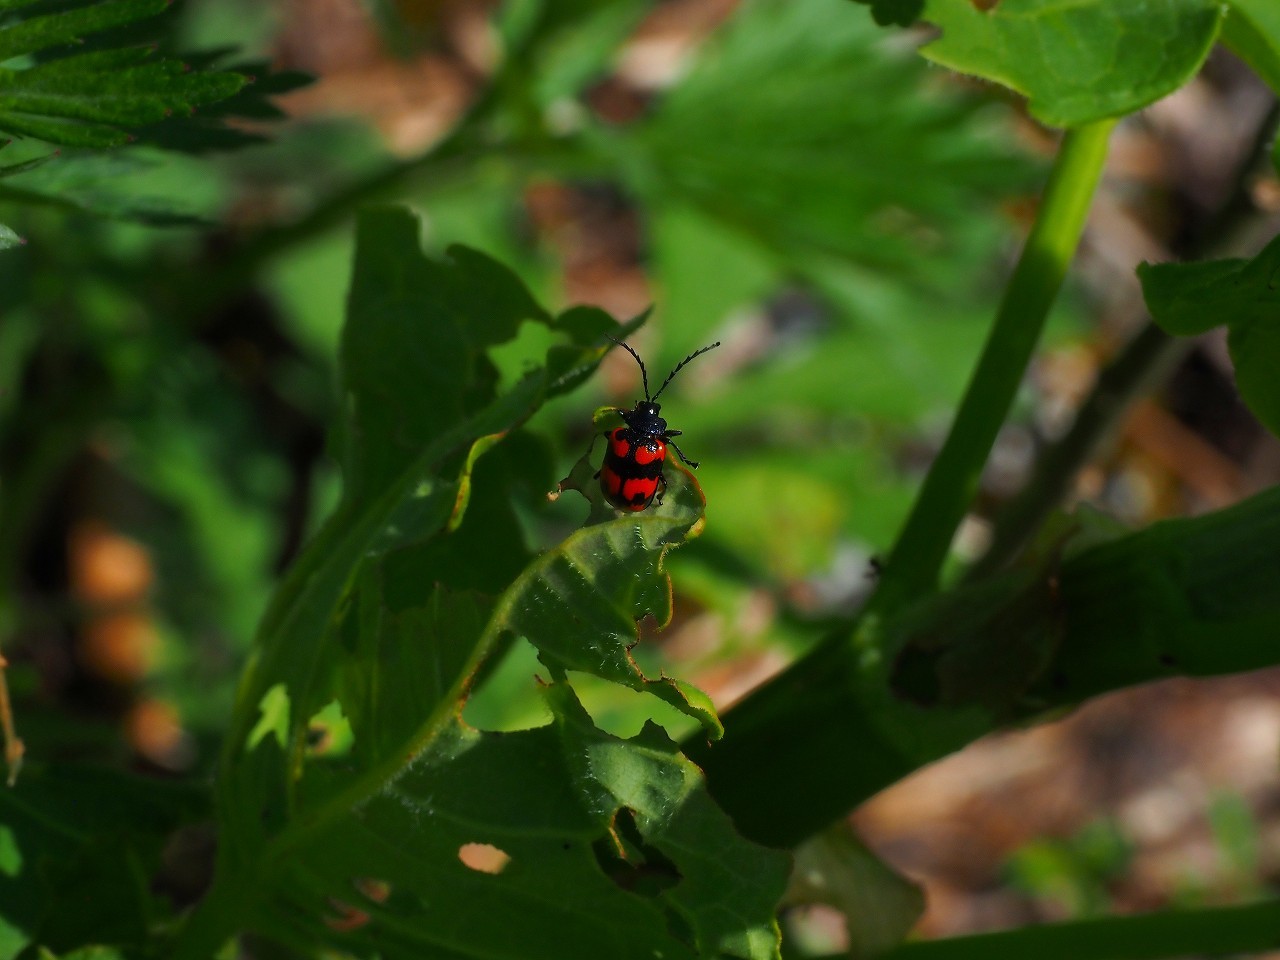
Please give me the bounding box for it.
[623,401,666,436]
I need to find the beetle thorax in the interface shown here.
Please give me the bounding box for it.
[623,401,666,437]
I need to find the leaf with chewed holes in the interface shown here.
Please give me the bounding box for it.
[535,448,719,735]
[262,685,786,959]
[185,206,773,960]
[215,206,632,864]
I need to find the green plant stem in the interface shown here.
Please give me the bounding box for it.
[968,98,1279,579]
[967,321,1186,579]
[871,119,1115,615]
[687,120,1116,846]
[818,898,1280,960]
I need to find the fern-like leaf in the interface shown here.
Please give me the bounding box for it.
[0,0,246,147]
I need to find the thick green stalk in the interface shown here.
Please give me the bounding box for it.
[689,120,1117,846]
[871,119,1115,614]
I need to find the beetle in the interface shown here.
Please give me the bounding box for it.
[595,337,721,512]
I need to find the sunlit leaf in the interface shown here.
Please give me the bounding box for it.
[193,206,785,959]
[920,0,1224,127]
[1223,0,1280,95]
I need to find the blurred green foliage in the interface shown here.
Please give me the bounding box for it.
[2,0,1280,957]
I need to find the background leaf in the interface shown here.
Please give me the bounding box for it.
[1140,233,1280,436]
[1222,0,1280,95]
[846,0,924,28]
[0,0,245,148]
[0,766,203,958]
[919,0,1223,127]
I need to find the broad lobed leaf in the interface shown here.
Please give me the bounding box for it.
[894,485,1280,716]
[268,685,784,960]
[194,206,784,959]
[218,208,620,851]
[918,0,1223,127]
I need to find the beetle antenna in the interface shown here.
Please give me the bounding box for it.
[607,336,651,400]
[652,341,721,400]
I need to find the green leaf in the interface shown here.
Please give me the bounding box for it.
[269,685,786,960]
[894,483,1280,716]
[1223,0,1280,95]
[217,208,619,838]
[0,148,225,223]
[787,826,924,956]
[847,0,923,27]
[0,139,56,178]
[0,222,21,248]
[1226,316,1280,438]
[0,0,247,147]
[1137,256,1251,335]
[0,765,203,957]
[38,949,128,960]
[692,486,1280,849]
[632,0,1033,310]
[0,0,168,63]
[513,451,720,736]
[919,0,1224,127]
[1139,233,1280,435]
[187,207,781,959]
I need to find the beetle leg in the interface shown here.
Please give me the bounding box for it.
[655,473,667,506]
[666,438,699,470]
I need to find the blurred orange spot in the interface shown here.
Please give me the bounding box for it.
[81,612,158,684]
[69,521,152,604]
[126,699,194,770]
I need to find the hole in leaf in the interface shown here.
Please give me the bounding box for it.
[458,842,511,874]
[463,637,553,732]
[306,699,353,757]
[355,876,392,903]
[784,903,850,956]
[567,670,701,740]
[324,877,392,931]
[324,898,371,932]
[592,808,681,897]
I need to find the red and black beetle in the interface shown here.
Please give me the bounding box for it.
[595,337,721,512]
